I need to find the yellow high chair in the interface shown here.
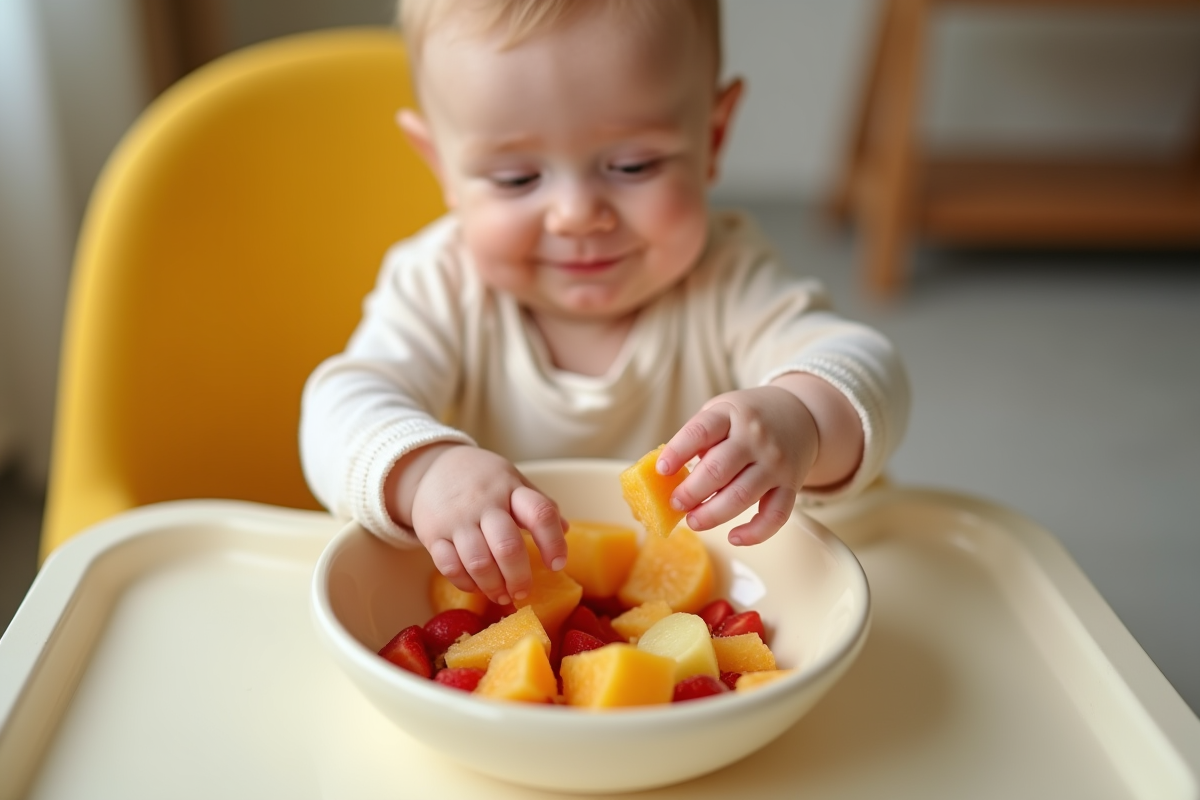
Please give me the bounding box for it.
[41,28,444,562]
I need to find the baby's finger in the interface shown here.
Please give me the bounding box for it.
[480,508,533,602]
[427,538,478,595]
[659,406,733,477]
[727,486,796,546]
[670,439,752,517]
[453,528,509,605]
[683,457,767,531]
[510,485,568,572]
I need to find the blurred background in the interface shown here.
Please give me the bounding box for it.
[1,0,1198,715]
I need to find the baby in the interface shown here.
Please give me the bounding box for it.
[300,0,909,609]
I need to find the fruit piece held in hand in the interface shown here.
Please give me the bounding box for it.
[444,605,551,671]
[620,445,690,538]
[560,644,675,709]
[564,520,640,598]
[714,610,766,639]
[428,571,490,616]
[672,674,729,702]
[618,526,713,613]
[735,670,794,692]
[610,600,673,643]
[711,632,777,674]
[476,635,558,703]
[423,609,485,656]
[697,598,735,632]
[636,612,719,682]
[434,667,486,692]
[513,535,583,637]
[378,625,432,678]
[561,629,606,658]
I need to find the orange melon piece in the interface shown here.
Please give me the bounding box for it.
[563,521,640,599]
[428,571,490,616]
[560,643,675,709]
[616,526,713,614]
[735,669,794,692]
[619,445,690,538]
[444,606,550,671]
[475,635,557,703]
[610,600,674,643]
[711,632,777,673]
[513,535,583,637]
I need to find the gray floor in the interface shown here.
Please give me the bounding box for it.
[1,200,1197,719]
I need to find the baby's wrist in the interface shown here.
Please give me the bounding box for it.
[384,442,470,527]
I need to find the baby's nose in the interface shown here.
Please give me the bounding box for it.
[545,183,616,236]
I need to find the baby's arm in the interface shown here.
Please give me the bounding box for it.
[384,444,569,605]
[655,372,864,546]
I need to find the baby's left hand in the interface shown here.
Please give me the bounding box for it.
[656,385,819,546]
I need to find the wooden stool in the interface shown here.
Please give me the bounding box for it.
[829,0,1200,296]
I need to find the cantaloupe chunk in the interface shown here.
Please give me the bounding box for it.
[475,635,557,703]
[610,600,674,644]
[636,612,719,682]
[428,571,490,616]
[711,632,777,673]
[513,535,582,637]
[444,606,550,671]
[617,526,713,614]
[560,643,675,709]
[563,521,640,599]
[620,445,690,538]
[734,669,794,692]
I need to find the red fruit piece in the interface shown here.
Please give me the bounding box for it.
[714,610,766,640]
[482,602,517,626]
[697,598,735,632]
[378,625,432,678]
[719,671,742,691]
[672,674,728,702]
[561,629,606,658]
[423,609,485,655]
[563,605,606,640]
[434,667,486,692]
[581,595,628,619]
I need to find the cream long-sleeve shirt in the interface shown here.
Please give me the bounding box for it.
[300,211,910,546]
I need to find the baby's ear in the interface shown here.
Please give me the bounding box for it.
[707,78,744,183]
[396,109,456,207]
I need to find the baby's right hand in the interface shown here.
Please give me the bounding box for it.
[408,445,569,606]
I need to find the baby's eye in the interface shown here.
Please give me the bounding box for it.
[608,159,661,178]
[490,172,540,190]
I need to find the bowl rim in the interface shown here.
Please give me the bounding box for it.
[310,458,871,728]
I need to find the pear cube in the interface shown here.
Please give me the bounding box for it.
[635,612,719,682]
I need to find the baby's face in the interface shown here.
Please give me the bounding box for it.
[406,6,739,323]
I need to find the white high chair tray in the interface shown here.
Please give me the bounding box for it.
[0,493,1196,799]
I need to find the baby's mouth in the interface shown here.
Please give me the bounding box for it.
[548,255,625,274]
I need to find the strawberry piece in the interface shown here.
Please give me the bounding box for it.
[697,598,735,632]
[561,629,606,658]
[719,671,742,691]
[481,601,516,626]
[714,610,766,640]
[423,609,485,655]
[580,595,628,619]
[595,615,626,644]
[672,674,728,702]
[434,667,485,692]
[563,604,606,640]
[378,625,433,678]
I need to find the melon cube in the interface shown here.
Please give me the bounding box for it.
[560,643,675,709]
[619,445,690,538]
[444,605,550,671]
[711,632,777,674]
[475,635,557,703]
[428,571,490,616]
[617,526,713,614]
[513,535,583,636]
[734,669,794,692]
[563,521,640,599]
[635,612,719,682]
[610,600,674,644]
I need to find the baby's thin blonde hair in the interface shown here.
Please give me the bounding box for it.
[398,0,723,81]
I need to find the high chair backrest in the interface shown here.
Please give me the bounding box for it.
[41,28,444,561]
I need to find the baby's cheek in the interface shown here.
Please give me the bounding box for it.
[461,206,539,284]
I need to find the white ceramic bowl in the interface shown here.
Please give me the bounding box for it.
[311,459,870,794]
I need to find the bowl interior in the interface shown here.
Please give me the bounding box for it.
[323,458,868,684]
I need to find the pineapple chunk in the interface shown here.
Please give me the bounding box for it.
[635,612,719,682]
[711,632,777,674]
[620,445,689,538]
[444,606,550,671]
[513,535,582,636]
